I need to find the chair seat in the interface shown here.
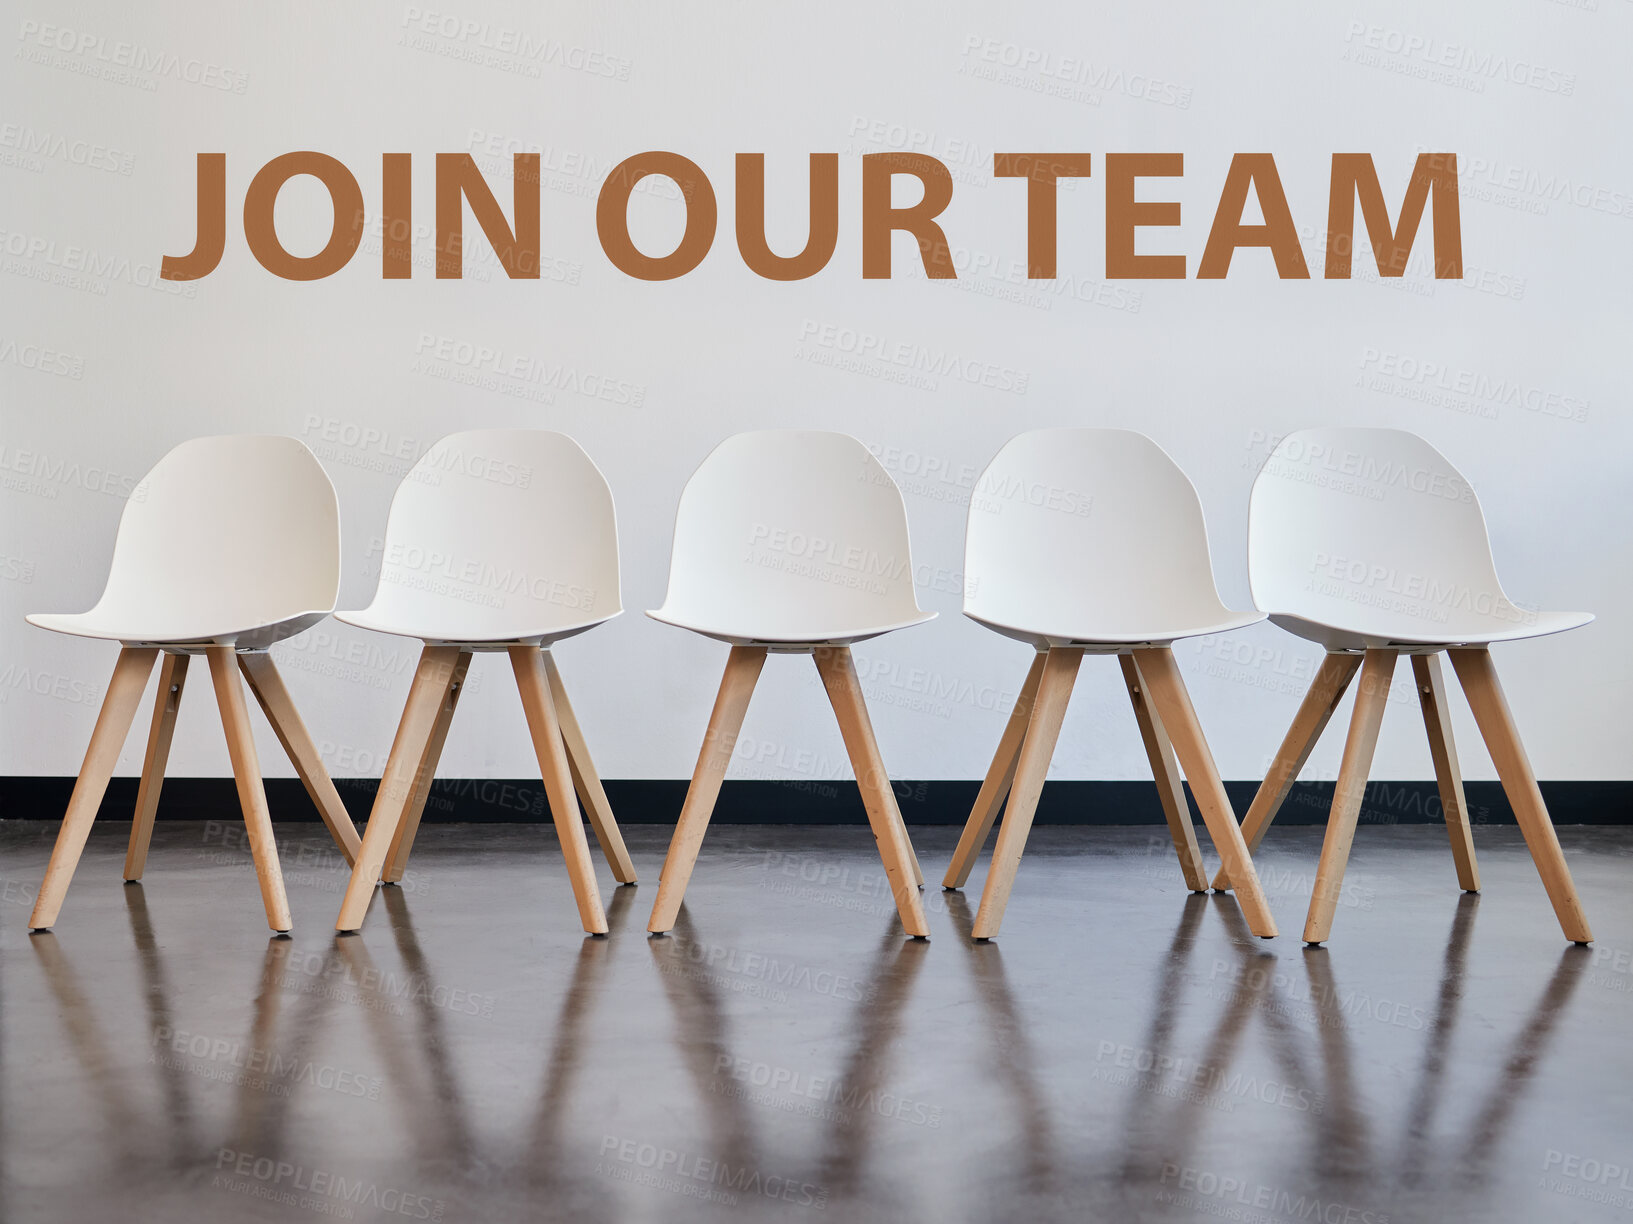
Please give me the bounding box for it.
[25,610,329,650]
[645,607,936,648]
[965,608,1267,650]
[1268,609,1594,653]
[333,607,619,648]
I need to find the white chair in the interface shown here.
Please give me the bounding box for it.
[946,429,1279,939]
[646,431,935,937]
[25,435,360,933]
[332,429,634,935]
[1225,427,1593,945]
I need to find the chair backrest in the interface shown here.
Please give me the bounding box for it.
[364,430,621,639]
[963,429,1234,635]
[1248,427,1510,627]
[655,431,926,639]
[92,435,339,630]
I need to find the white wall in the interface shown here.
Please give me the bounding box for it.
[2,1,1628,789]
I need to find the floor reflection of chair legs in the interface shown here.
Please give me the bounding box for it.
[944,891,1057,1194]
[124,883,199,1163]
[645,911,758,1174]
[219,935,332,1155]
[510,885,634,1219]
[1300,947,1374,1182]
[332,907,477,1176]
[1114,895,1318,1184]
[27,932,146,1172]
[816,925,930,1198]
[1457,943,1592,1180]
[1396,892,1479,1190]
[378,886,480,1163]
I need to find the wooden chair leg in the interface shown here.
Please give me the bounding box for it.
[943,651,1046,890]
[647,646,766,934]
[971,647,1082,939]
[1448,648,1592,943]
[815,647,930,938]
[543,651,637,884]
[511,646,608,936]
[1135,647,1278,939]
[206,646,291,933]
[905,823,925,888]
[124,653,189,882]
[1413,653,1479,893]
[1212,652,1361,890]
[1303,648,1397,944]
[336,646,461,932]
[237,652,363,867]
[1120,653,1208,892]
[383,651,471,883]
[29,647,158,930]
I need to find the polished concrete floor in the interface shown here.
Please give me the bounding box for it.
[2,818,1631,1223]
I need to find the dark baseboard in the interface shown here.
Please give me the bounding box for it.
[0,777,1627,827]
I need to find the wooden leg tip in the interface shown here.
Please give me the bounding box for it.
[1303,940,1324,948]
[28,926,50,935]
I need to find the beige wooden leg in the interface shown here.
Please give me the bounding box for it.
[648,646,766,934]
[1212,652,1361,890]
[123,652,190,882]
[207,646,291,933]
[382,651,470,883]
[1135,647,1278,938]
[971,647,1082,939]
[1448,648,1592,943]
[511,646,608,935]
[543,652,636,884]
[1303,648,1397,944]
[336,645,461,932]
[237,652,363,867]
[1413,652,1479,893]
[1120,653,1208,892]
[29,647,158,930]
[815,647,930,938]
[943,652,1045,890]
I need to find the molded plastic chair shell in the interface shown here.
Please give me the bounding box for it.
[963,428,1264,648]
[649,430,933,646]
[26,435,339,649]
[336,430,622,647]
[1248,427,1592,651]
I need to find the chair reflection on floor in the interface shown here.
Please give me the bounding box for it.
[943,893,1059,1197]
[517,884,635,1221]
[814,931,929,1198]
[644,910,933,1210]
[1105,891,1592,1214]
[646,912,762,1175]
[331,906,480,1172]
[26,893,341,1179]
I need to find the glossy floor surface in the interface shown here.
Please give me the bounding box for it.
[3,819,1631,1223]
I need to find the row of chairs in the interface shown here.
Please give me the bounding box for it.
[23,427,1593,946]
